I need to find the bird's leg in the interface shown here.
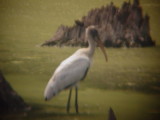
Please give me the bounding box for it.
[75,86,79,114]
[67,88,72,113]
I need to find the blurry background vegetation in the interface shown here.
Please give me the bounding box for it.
[0,0,160,120]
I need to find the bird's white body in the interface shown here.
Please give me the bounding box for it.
[44,48,91,100]
[44,26,107,111]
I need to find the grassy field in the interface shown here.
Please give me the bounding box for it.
[0,46,160,120]
[0,0,160,120]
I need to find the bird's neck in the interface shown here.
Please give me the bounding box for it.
[87,39,96,58]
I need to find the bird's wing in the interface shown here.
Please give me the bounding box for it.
[44,54,90,99]
[54,55,90,90]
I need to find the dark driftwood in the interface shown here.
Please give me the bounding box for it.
[42,0,155,47]
[0,71,30,114]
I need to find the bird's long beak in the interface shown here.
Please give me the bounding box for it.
[96,37,108,62]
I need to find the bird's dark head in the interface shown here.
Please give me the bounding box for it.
[86,25,108,62]
[86,25,99,40]
[89,27,99,39]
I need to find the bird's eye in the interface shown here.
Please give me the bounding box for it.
[90,29,98,38]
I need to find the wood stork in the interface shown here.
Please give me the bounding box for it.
[44,25,108,113]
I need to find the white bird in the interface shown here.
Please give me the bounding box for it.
[44,25,108,113]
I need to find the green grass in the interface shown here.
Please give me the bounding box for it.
[0,0,160,120]
[0,46,160,120]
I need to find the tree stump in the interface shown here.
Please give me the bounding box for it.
[0,71,30,114]
[42,0,155,48]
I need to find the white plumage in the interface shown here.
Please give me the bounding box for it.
[44,49,90,100]
[44,25,107,113]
